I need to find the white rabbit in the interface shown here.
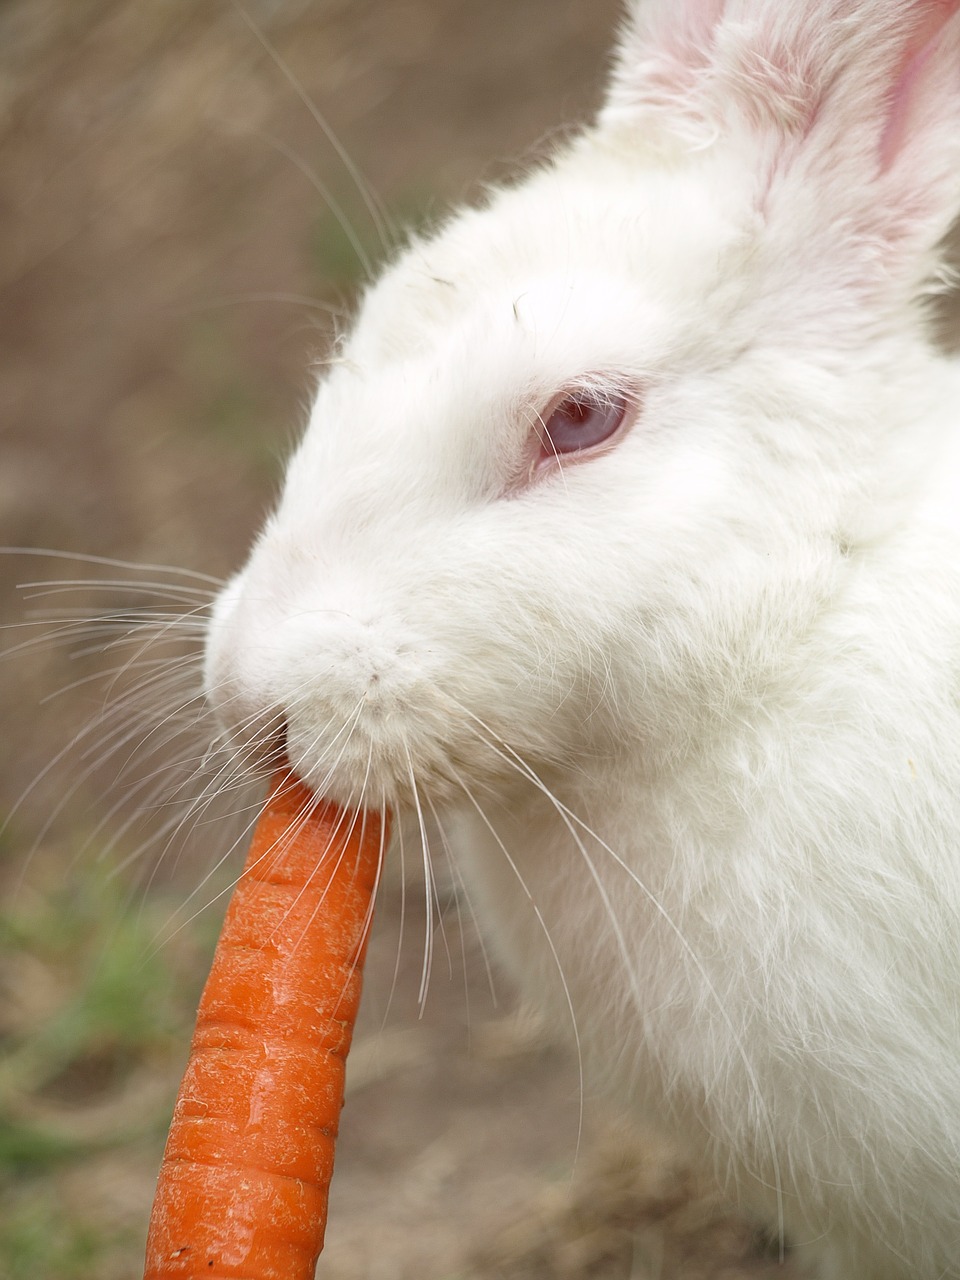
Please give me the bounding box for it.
[203,1,960,1276]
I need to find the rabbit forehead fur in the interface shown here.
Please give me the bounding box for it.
[204,1,960,1276]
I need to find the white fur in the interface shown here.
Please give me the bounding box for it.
[204,2,960,1275]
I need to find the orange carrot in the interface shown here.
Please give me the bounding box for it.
[142,770,389,1280]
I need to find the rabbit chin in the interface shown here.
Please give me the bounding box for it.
[280,663,505,815]
[217,682,542,816]
[284,720,498,814]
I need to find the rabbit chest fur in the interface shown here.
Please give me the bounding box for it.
[204,2,960,1276]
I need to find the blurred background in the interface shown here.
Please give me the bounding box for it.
[0,3,801,1276]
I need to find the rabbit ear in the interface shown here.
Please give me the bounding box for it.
[601,0,729,139]
[879,1,960,172]
[602,1,960,291]
[873,3,960,235]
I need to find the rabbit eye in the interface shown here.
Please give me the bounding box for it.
[537,390,630,464]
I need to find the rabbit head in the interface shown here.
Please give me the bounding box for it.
[204,0,960,819]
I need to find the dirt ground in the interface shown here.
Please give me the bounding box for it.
[0,4,807,1278]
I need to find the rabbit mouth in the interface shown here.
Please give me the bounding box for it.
[284,713,494,814]
[278,645,535,814]
[205,604,526,813]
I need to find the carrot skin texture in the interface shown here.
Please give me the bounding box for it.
[143,772,388,1280]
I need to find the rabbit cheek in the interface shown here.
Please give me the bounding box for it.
[203,576,288,770]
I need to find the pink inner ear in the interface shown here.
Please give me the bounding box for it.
[681,0,728,46]
[879,0,960,170]
[649,0,729,106]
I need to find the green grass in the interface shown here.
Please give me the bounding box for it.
[0,848,218,1280]
[0,1192,109,1280]
[2,864,180,1092]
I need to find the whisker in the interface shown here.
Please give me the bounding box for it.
[455,701,787,1249]
[2,664,194,854]
[232,2,394,255]
[137,723,301,925]
[251,127,374,280]
[452,766,585,1165]
[0,546,225,587]
[0,618,202,664]
[39,652,201,706]
[380,801,410,1035]
[271,758,381,993]
[27,676,209,866]
[15,577,218,602]
[87,731,219,875]
[82,672,206,775]
[426,793,501,1029]
[143,792,262,956]
[174,290,346,319]
[405,749,438,1015]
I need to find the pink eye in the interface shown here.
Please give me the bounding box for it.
[537,390,630,465]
